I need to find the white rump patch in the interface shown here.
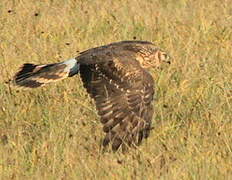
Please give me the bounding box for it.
[61,58,80,75]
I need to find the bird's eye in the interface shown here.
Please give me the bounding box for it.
[162,53,168,59]
[159,52,167,61]
[162,53,171,64]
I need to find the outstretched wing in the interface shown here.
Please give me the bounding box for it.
[78,51,155,151]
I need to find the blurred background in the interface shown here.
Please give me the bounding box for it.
[0,0,231,179]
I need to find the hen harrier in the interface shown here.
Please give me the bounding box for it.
[12,41,170,151]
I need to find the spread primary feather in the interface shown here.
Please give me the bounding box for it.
[11,40,170,151]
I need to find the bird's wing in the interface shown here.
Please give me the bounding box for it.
[79,52,154,151]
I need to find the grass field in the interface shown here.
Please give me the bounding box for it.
[0,0,232,179]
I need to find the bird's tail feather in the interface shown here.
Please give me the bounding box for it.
[12,58,79,88]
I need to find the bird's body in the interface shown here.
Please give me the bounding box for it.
[12,40,170,151]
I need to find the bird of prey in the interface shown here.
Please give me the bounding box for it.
[12,40,170,151]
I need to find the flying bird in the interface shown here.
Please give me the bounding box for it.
[12,41,170,151]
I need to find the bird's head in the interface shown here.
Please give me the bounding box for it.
[135,43,171,69]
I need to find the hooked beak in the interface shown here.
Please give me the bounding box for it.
[164,55,172,65]
[165,60,171,65]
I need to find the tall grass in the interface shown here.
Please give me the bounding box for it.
[0,0,231,179]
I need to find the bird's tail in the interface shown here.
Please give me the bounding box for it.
[12,58,79,89]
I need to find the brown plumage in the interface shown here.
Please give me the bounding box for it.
[11,40,170,151]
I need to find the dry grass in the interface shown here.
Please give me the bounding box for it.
[0,0,232,179]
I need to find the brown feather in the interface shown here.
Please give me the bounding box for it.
[12,40,170,152]
[79,41,157,151]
